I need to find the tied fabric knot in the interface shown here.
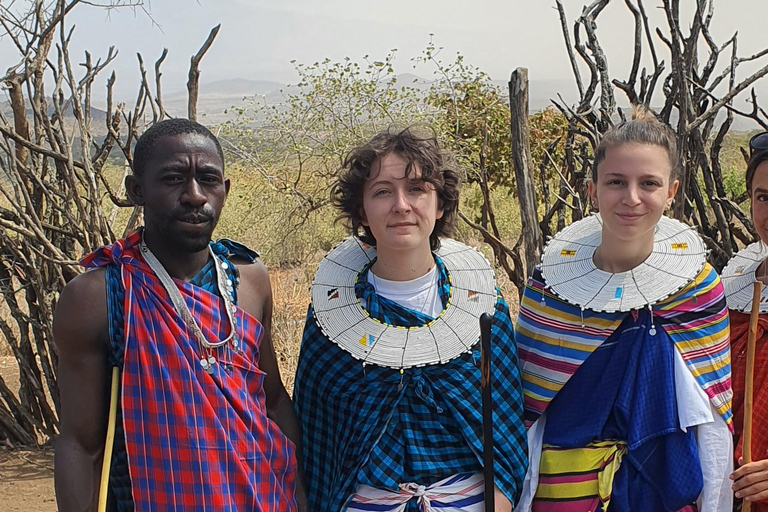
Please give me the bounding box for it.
[348,473,486,512]
[402,482,427,498]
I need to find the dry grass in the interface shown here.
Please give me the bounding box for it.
[269,264,315,394]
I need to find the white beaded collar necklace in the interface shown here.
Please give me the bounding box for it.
[311,236,497,369]
[540,214,707,314]
[722,241,768,313]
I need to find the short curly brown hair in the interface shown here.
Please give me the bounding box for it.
[331,126,461,251]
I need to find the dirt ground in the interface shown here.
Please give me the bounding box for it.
[1,354,56,510]
[0,448,56,512]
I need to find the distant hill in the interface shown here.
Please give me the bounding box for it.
[1,98,110,137]
[161,78,291,123]
[5,75,764,131]
[164,78,285,99]
[1,98,108,123]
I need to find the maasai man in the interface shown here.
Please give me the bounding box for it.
[53,119,306,511]
[293,127,528,511]
[722,133,768,509]
[514,107,733,512]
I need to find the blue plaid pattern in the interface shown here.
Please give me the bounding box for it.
[294,256,528,512]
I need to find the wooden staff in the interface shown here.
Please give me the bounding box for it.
[480,312,495,512]
[98,366,120,512]
[743,281,762,512]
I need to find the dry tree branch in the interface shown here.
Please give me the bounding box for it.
[573,21,599,113]
[137,53,159,122]
[688,61,768,132]
[187,24,220,122]
[555,0,584,100]
[612,0,642,105]
[154,48,168,121]
[458,211,525,294]
[685,77,768,130]
[578,0,614,127]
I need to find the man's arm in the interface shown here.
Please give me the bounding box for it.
[53,269,110,512]
[236,260,308,511]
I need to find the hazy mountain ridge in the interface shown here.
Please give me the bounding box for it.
[158,75,582,124]
[5,75,764,131]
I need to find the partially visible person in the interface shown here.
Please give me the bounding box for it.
[293,126,528,511]
[724,132,768,510]
[514,107,733,512]
[54,118,305,511]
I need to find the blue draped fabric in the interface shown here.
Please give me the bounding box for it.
[294,256,528,512]
[542,310,703,512]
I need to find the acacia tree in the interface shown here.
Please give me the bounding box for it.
[0,0,218,446]
[222,52,424,230]
[230,41,571,285]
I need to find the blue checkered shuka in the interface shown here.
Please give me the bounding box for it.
[293,256,529,512]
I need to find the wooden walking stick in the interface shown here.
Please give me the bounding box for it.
[480,312,495,512]
[743,281,763,512]
[98,366,120,512]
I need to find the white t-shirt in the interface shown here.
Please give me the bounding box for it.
[365,266,444,319]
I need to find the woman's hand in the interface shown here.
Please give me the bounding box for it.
[732,457,768,503]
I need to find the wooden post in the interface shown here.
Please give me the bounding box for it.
[743,281,763,512]
[509,68,542,278]
[480,313,495,512]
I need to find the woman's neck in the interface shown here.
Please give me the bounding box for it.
[371,244,435,281]
[593,229,655,273]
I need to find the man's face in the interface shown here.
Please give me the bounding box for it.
[130,133,229,253]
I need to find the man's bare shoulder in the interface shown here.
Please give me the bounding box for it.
[232,258,271,321]
[53,268,109,351]
[234,257,270,288]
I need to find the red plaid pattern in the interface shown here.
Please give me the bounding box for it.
[83,232,297,511]
[731,312,768,474]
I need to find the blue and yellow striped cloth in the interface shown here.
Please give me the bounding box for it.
[516,264,732,430]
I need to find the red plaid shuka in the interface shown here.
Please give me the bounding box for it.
[731,310,768,512]
[82,232,297,512]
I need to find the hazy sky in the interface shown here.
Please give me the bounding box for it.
[2,0,768,104]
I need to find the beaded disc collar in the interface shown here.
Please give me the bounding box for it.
[722,241,768,313]
[310,236,497,369]
[541,214,707,312]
